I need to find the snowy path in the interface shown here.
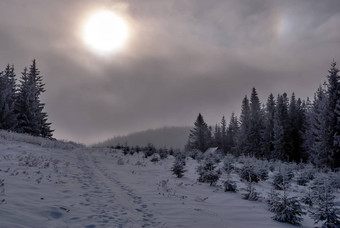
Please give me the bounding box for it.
[0,142,163,228]
[71,148,160,227]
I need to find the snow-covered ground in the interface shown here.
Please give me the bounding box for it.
[0,132,338,228]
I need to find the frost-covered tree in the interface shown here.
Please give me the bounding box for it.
[309,62,340,168]
[272,166,293,190]
[235,88,264,157]
[248,87,264,158]
[310,175,340,228]
[223,154,237,192]
[213,124,222,148]
[310,86,331,167]
[197,157,221,186]
[335,94,340,168]
[273,93,290,161]
[226,112,239,154]
[0,64,17,130]
[243,173,260,201]
[236,96,251,156]
[301,186,314,208]
[15,60,53,137]
[269,188,305,225]
[302,97,314,160]
[267,189,281,212]
[188,113,212,152]
[144,143,156,158]
[171,154,186,178]
[263,93,276,159]
[287,94,307,162]
[325,62,340,169]
[221,116,227,152]
[239,161,260,183]
[158,147,168,159]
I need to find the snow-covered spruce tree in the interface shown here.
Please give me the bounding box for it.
[325,62,340,169]
[187,113,212,152]
[255,160,269,181]
[335,94,340,168]
[243,173,260,201]
[262,93,276,159]
[302,97,314,162]
[309,62,340,169]
[267,189,281,213]
[15,60,53,137]
[301,186,314,208]
[144,143,156,158]
[236,95,251,156]
[225,112,239,155]
[213,124,222,148]
[310,86,331,168]
[220,116,227,152]
[269,188,306,225]
[158,147,168,159]
[197,157,221,186]
[248,87,264,158]
[272,167,292,190]
[297,164,315,186]
[287,94,307,162]
[310,176,340,228]
[0,64,17,130]
[239,161,260,183]
[223,154,234,175]
[273,93,290,161]
[171,154,186,178]
[223,154,237,192]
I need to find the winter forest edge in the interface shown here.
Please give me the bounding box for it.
[186,62,340,170]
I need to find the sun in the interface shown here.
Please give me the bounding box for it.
[83,10,129,54]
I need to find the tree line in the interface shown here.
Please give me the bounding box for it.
[187,62,340,169]
[0,60,53,138]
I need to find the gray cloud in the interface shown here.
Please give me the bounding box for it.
[0,0,340,143]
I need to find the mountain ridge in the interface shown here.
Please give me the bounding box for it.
[94,126,191,149]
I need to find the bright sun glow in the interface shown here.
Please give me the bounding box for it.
[83,11,129,54]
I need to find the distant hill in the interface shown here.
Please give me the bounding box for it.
[95,126,191,150]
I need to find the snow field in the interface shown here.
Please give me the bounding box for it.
[0,135,339,227]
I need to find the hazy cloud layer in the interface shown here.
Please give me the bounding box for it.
[0,0,340,143]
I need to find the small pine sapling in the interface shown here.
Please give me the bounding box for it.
[171,156,186,178]
[267,189,281,213]
[271,189,306,225]
[197,157,221,186]
[243,174,260,201]
[239,162,260,183]
[223,155,234,174]
[272,168,291,190]
[310,177,340,228]
[301,186,314,208]
[144,143,156,158]
[158,148,168,159]
[257,165,269,181]
[223,155,237,192]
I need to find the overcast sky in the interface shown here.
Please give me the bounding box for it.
[0,0,340,144]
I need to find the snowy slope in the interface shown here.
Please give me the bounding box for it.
[0,132,337,227]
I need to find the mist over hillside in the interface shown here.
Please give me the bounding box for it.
[95,126,191,149]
